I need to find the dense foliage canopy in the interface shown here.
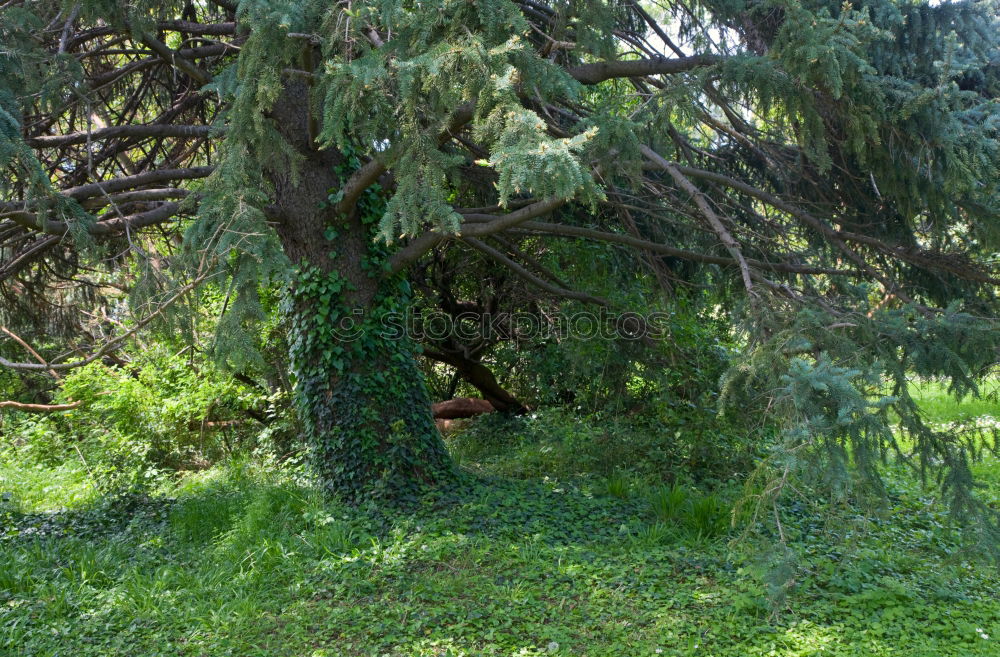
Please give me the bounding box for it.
[0,0,998,542]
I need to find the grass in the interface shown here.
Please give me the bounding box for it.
[907,378,1000,425]
[0,385,998,656]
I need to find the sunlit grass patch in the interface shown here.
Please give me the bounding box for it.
[907,377,1000,425]
[0,455,98,513]
[1,389,999,656]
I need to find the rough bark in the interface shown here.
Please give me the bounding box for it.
[268,80,455,498]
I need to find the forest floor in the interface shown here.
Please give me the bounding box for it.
[1,382,998,656]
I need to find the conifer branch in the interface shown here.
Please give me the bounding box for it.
[26,125,215,148]
[463,237,608,306]
[566,55,723,84]
[334,103,476,217]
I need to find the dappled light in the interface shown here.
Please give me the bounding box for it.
[2,0,1000,654]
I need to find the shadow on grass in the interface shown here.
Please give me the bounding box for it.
[2,460,998,656]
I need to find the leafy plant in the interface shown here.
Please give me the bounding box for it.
[687,493,732,539]
[603,470,630,499]
[632,521,676,547]
[648,482,690,522]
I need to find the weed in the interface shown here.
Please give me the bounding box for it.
[647,482,690,521]
[603,470,631,499]
[688,493,731,539]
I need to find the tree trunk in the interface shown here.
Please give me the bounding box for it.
[268,79,455,500]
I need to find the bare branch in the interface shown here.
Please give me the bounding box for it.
[641,146,755,293]
[387,196,566,274]
[499,220,855,276]
[26,125,215,148]
[464,237,608,305]
[0,400,83,412]
[0,272,214,373]
[61,166,214,202]
[136,29,213,85]
[566,55,722,84]
[1,326,59,378]
[4,202,183,237]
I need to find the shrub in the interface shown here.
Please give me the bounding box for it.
[3,348,292,490]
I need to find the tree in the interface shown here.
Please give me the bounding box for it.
[1,0,998,508]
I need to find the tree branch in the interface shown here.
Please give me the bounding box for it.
[463,237,608,306]
[334,102,476,216]
[666,164,991,292]
[498,220,854,276]
[0,326,59,378]
[26,124,215,148]
[387,196,565,274]
[136,30,213,85]
[566,55,722,85]
[61,166,214,201]
[641,146,755,293]
[0,400,83,413]
[4,202,183,237]
[0,272,214,373]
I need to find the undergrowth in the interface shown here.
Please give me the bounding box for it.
[0,379,997,656]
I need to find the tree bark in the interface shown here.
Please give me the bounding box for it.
[268,79,455,499]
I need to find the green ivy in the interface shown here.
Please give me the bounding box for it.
[286,153,455,501]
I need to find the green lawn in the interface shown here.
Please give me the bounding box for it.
[907,378,1000,426]
[1,385,998,656]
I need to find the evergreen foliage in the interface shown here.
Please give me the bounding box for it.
[0,0,997,528]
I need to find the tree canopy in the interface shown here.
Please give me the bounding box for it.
[1,0,998,531]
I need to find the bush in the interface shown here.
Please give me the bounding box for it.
[3,349,293,490]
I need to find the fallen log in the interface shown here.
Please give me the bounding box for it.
[432,397,495,420]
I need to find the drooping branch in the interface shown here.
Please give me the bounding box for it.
[671,164,1000,289]
[641,146,756,293]
[499,220,855,276]
[464,237,608,306]
[0,235,61,283]
[387,196,566,274]
[0,271,215,373]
